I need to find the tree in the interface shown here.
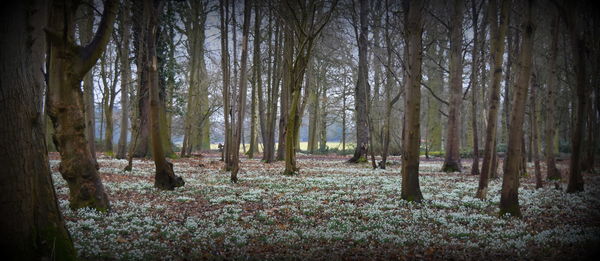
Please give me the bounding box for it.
[475,0,509,199]
[500,0,535,217]
[263,14,281,163]
[470,0,482,175]
[78,0,99,166]
[441,0,464,173]
[100,44,119,155]
[401,0,424,202]
[544,14,561,180]
[230,0,252,182]
[220,0,233,168]
[248,0,263,159]
[180,0,210,157]
[46,0,117,210]
[117,0,131,159]
[281,0,337,175]
[348,0,370,163]
[561,1,589,193]
[141,0,185,190]
[132,0,151,158]
[530,73,543,189]
[0,1,77,259]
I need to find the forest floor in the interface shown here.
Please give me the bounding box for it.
[49,152,600,260]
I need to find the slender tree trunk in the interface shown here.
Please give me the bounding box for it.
[78,2,99,166]
[470,0,481,175]
[500,0,535,217]
[265,24,281,163]
[1,1,77,258]
[231,0,251,182]
[46,0,117,210]
[530,74,543,189]
[116,0,131,159]
[142,0,184,190]
[348,0,370,163]
[277,27,292,161]
[476,0,510,199]
[248,2,262,158]
[566,2,587,193]
[132,0,150,158]
[545,14,561,180]
[220,0,232,169]
[401,0,424,202]
[442,0,465,172]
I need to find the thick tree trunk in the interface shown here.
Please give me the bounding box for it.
[500,0,535,217]
[442,0,464,173]
[116,0,131,159]
[401,0,424,203]
[476,0,510,199]
[0,1,77,259]
[231,0,251,182]
[46,0,117,210]
[348,0,370,163]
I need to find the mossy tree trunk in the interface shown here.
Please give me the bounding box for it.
[46,0,117,210]
[142,0,185,190]
[0,1,77,259]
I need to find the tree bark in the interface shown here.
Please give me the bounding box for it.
[442,0,465,173]
[565,1,587,193]
[401,0,424,203]
[348,0,370,163]
[249,2,262,159]
[0,1,77,259]
[231,0,252,182]
[142,0,185,190]
[470,0,481,176]
[500,0,535,217]
[476,0,510,199]
[545,14,561,180]
[46,0,117,210]
[530,73,543,189]
[116,0,131,159]
[78,2,99,166]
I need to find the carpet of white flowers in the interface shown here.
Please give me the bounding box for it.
[49,153,600,260]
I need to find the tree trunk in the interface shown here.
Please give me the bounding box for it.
[132,0,151,158]
[142,0,184,190]
[231,0,252,182]
[470,0,481,175]
[248,1,262,159]
[401,0,424,203]
[476,0,510,199]
[277,27,292,161]
[46,0,117,210]
[545,14,561,180]
[220,0,232,169]
[78,2,99,166]
[264,22,281,163]
[0,1,77,258]
[442,0,464,173]
[566,2,587,193]
[530,74,543,189]
[348,0,370,163]
[116,0,131,159]
[500,0,534,217]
